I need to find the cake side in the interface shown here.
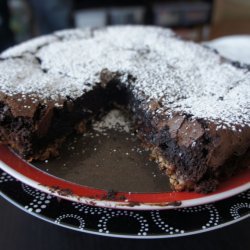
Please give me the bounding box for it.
[0,80,125,160]
[129,96,250,192]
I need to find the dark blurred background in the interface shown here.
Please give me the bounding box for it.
[0,0,250,52]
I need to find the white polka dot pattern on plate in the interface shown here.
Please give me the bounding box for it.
[0,172,14,183]
[0,169,249,238]
[73,203,111,215]
[238,190,250,200]
[98,210,149,236]
[55,214,85,230]
[151,204,220,233]
[22,183,52,213]
[230,203,250,219]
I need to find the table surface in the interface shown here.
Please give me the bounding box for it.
[0,197,249,250]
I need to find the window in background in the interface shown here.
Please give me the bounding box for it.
[75,9,107,28]
[3,0,215,48]
[108,6,145,25]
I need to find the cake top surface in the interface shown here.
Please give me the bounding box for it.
[0,26,249,127]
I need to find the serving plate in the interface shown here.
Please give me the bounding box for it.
[0,133,249,210]
[0,169,249,238]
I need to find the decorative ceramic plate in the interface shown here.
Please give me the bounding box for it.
[0,169,249,238]
[0,141,249,210]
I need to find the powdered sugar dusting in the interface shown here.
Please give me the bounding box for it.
[0,26,249,127]
[0,34,57,58]
[54,28,93,40]
[93,109,131,133]
[0,55,93,99]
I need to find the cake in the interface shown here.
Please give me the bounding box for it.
[0,26,249,193]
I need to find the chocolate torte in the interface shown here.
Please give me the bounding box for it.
[0,26,249,193]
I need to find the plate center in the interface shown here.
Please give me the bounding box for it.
[34,109,171,192]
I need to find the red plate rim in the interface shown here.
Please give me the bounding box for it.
[0,145,249,210]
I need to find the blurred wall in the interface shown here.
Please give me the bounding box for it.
[210,0,250,38]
